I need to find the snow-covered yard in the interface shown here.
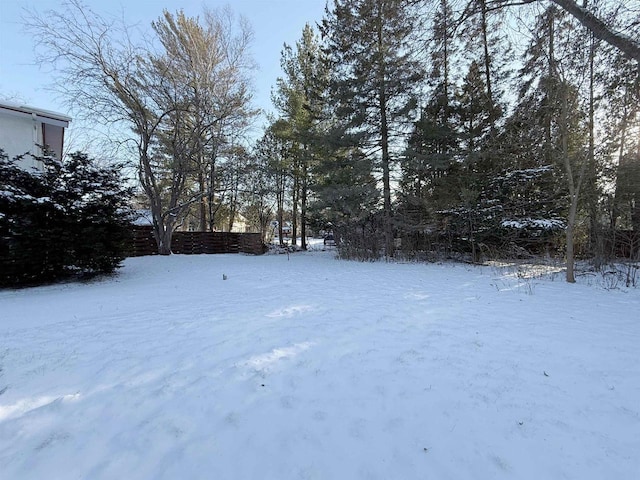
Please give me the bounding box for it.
[0,251,639,479]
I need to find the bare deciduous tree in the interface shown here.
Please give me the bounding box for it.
[152,8,257,232]
[25,0,256,254]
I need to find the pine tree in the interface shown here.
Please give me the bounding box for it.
[397,0,459,244]
[322,0,424,257]
[0,150,58,284]
[456,60,495,159]
[428,0,458,112]
[273,24,330,249]
[426,60,500,262]
[256,123,291,246]
[311,146,380,257]
[460,0,511,135]
[600,43,640,237]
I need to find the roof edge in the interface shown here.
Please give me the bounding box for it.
[0,101,72,123]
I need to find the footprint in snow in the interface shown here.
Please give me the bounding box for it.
[312,411,327,421]
[266,305,313,318]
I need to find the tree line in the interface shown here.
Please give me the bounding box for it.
[24,0,639,282]
[262,0,639,282]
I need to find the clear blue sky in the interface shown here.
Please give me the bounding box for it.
[0,0,328,125]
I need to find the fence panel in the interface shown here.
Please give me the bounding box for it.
[127,227,264,256]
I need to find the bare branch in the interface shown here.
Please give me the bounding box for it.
[480,0,640,62]
[550,0,640,62]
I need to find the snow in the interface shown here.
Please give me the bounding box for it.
[498,166,553,182]
[0,251,639,479]
[132,209,153,226]
[501,218,565,230]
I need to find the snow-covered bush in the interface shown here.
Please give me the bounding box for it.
[0,150,134,287]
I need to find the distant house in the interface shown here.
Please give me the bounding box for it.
[0,101,71,170]
[229,212,251,233]
[180,210,252,233]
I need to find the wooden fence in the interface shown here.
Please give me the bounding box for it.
[128,226,264,256]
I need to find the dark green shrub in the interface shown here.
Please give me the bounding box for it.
[0,150,133,287]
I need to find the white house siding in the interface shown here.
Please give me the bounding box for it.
[0,113,39,169]
[0,102,71,170]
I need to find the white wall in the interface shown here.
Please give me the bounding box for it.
[0,113,42,170]
[0,103,70,171]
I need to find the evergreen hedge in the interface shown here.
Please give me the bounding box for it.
[0,150,133,287]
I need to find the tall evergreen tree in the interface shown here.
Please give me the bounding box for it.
[599,38,640,236]
[311,145,380,256]
[256,122,291,246]
[273,24,330,249]
[398,0,459,240]
[428,0,458,111]
[322,0,424,257]
[456,60,495,158]
[460,0,511,135]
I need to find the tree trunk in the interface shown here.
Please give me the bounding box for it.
[208,156,217,232]
[586,32,600,263]
[198,169,206,231]
[381,105,393,258]
[140,147,176,256]
[565,209,576,282]
[560,84,587,283]
[157,225,174,256]
[634,137,640,233]
[479,0,496,133]
[301,155,308,250]
[377,7,394,258]
[560,82,576,283]
[277,172,285,246]
[612,85,632,230]
[291,171,299,246]
[545,9,555,166]
[227,159,239,233]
